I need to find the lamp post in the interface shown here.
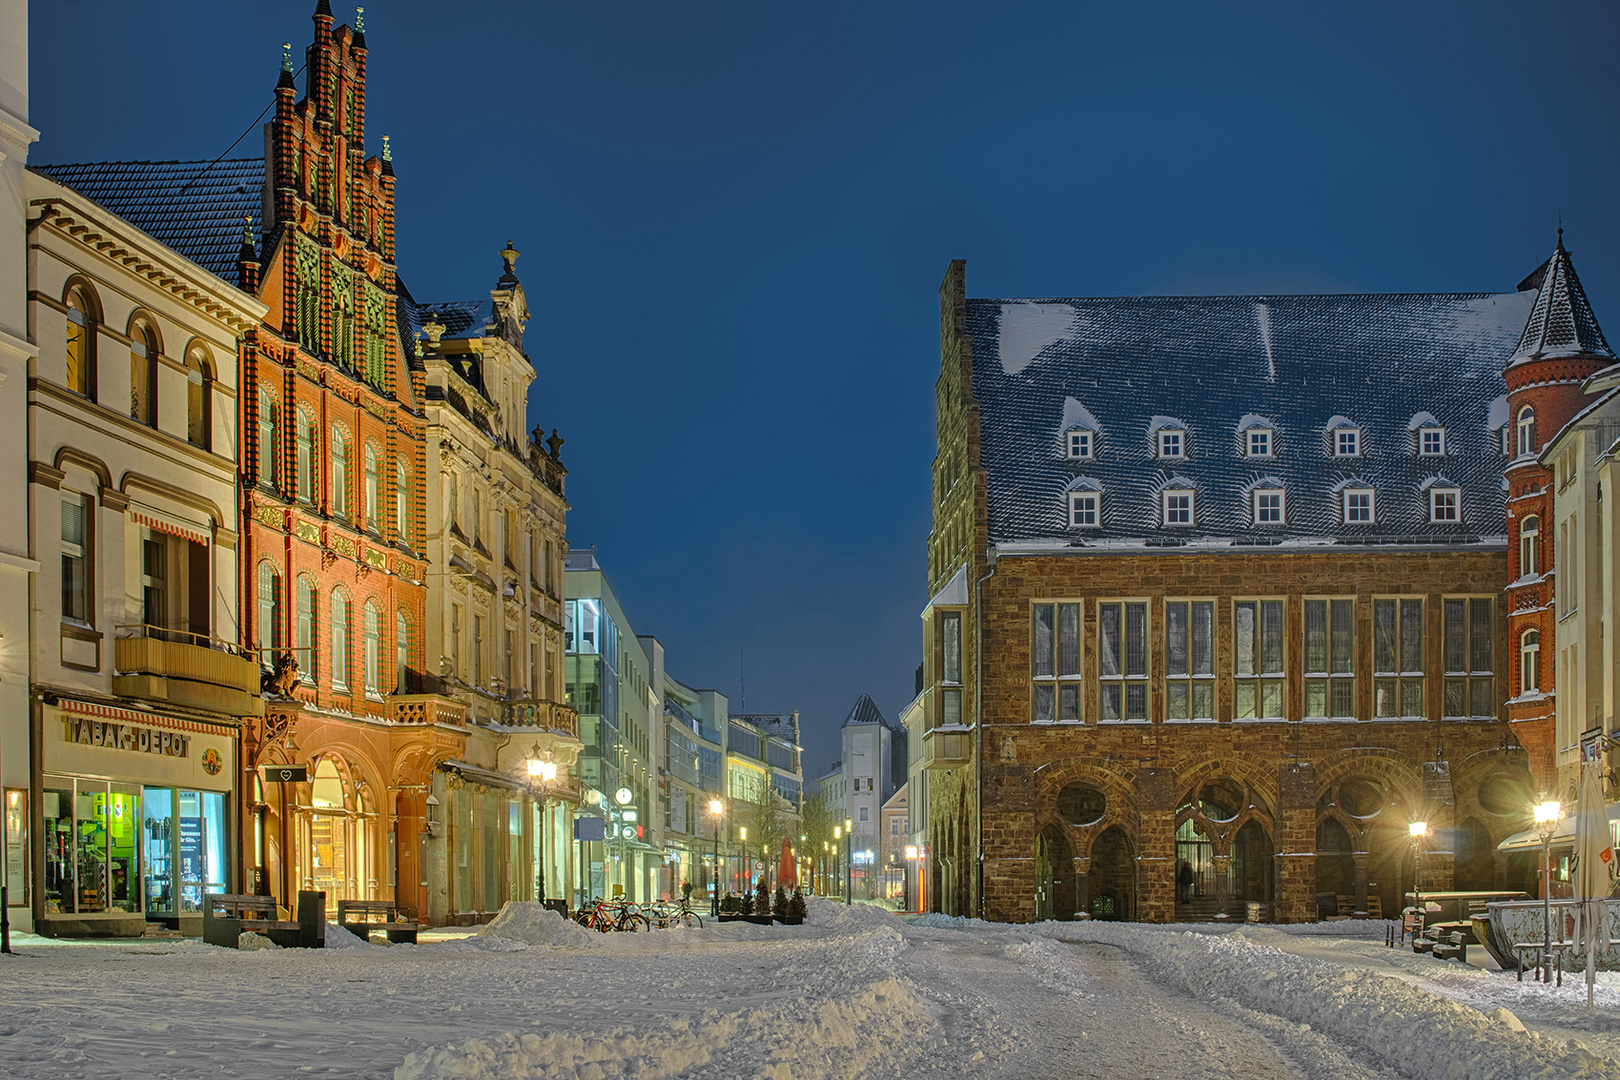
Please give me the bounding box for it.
[1534,799,1562,983]
[904,845,919,913]
[1408,820,1427,943]
[845,817,853,906]
[709,798,723,917]
[527,756,557,905]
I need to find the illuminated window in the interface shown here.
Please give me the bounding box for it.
[65,286,94,395]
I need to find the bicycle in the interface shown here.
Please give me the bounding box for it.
[647,898,703,929]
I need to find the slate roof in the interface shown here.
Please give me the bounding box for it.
[841,694,891,729]
[968,288,1539,547]
[31,159,264,280]
[1510,238,1614,365]
[733,712,800,745]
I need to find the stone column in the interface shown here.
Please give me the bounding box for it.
[1274,760,1318,923]
[1212,853,1233,921]
[1352,851,1370,916]
[1073,855,1091,919]
[1136,768,1176,923]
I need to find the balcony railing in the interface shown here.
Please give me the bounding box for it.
[391,696,468,727]
[113,625,264,718]
[499,698,580,741]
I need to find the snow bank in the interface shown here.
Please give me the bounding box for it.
[237,931,279,951]
[477,902,594,949]
[325,922,372,948]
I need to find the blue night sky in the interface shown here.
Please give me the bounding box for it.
[31,1,1620,776]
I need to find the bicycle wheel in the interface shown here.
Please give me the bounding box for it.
[678,910,703,929]
[617,912,650,932]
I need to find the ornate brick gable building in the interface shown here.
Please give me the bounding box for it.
[921,258,1554,924]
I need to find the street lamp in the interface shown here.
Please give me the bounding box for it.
[527,756,557,906]
[709,798,724,917]
[904,845,919,913]
[845,817,853,906]
[1534,799,1562,982]
[1408,820,1427,942]
[615,786,633,902]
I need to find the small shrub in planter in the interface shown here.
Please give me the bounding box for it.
[755,881,770,916]
[787,888,807,921]
[773,885,788,918]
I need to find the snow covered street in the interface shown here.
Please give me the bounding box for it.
[4,900,1620,1079]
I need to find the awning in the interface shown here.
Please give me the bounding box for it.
[439,759,528,793]
[130,503,211,547]
[1497,802,1620,852]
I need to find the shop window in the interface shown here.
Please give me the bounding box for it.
[142,787,228,914]
[1234,600,1284,719]
[1304,598,1354,718]
[1443,597,1494,719]
[42,779,140,916]
[1164,600,1214,720]
[1374,598,1425,718]
[1099,600,1148,721]
[1031,602,1080,722]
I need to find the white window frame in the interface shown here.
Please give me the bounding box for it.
[1342,488,1375,525]
[1373,596,1425,719]
[1163,599,1215,721]
[1518,515,1539,577]
[1519,629,1540,694]
[1233,599,1285,720]
[1516,406,1535,458]
[1304,597,1355,719]
[1334,428,1361,458]
[1429,487,1461,524]
[1065,430,1093,459]
[1419,427,1446,456]
[1157,430,1185,459]
[1162,490,1194,527]
[1068,491,1100,528]
[1246,429,1273,458]
[1031,601,1082,723]
[1252,489,1284,525]
[1097,599,1149,722]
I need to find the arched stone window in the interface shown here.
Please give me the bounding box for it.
[1517,406,1536,458]
[296,575,318,683]
[330,426,350,519]
[296,409,317,503]
[257,391,280,490]
[257,562,282,665]
[331,589,350,692]
[363,599,381,694]
[1519,516,1539,578]
[396,609,410,695]
[395,459,409,544]
[64,283,97,396]
[1520,629,1541,694]
[128,318,158,426]
[185,346,212,448]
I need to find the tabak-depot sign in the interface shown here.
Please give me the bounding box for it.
[60,715,190,758]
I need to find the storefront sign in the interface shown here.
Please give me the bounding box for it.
[61,717,189,758]
[262,765,308,783]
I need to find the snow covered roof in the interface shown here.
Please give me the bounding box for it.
[32,159,265,279]
[969,290,1536,544]
[924,565,969,611]
[1509,237,1614,366]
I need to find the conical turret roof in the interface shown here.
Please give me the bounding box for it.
[841,694,889,728]
[1509,233,1614,366]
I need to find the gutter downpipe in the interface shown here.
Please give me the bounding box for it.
[974,542,997,919]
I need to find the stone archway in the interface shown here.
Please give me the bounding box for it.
[1089,825,1135,920]
[1035,824,1078,922]
[1453,816,1495,891]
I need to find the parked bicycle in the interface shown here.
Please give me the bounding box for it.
[647,898,704,929]
[574,897,649,932]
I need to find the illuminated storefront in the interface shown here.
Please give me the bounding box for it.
[38,698,237,936]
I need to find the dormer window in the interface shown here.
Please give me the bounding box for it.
[1343,488,1375,524]
[1158,430,1185,459]
[1247,429,1273,458]
[1334,428,1361,457]
[1162,490,1194,526]
[1419,427,1446,456]
[1429,487,1461,523]
[1068,492,1100,527]
[1065,430,1093,459]
[1252,489,1284,525]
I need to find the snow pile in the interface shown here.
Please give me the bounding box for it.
[477,902,594,949]
[324,922,372,948]
[237,931,279,951]
[1055,922,1620,1080]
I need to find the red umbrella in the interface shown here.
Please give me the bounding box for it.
[777,837,797,889]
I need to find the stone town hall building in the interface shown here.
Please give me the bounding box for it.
[918,246,1611,924]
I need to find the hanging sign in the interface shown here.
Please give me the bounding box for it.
[262,765,308,783]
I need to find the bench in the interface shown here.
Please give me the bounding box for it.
[337,899,419,944]
[204,891,325,949]
[1431,930,1468,962]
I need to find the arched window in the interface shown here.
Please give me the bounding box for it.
[1517,406,1536,458]
[331,589,350,691]
[331,426,349,518]
[1519,516,1539,578]
[1520,629,1541,694]
[257,392,280,489]
[363,599,380,694]
[296,409,316,503]
[395,460,409,544]
[64,284,94,396]
[129,319,157,426]
[185,347,211,448]
[363,445,380,532]
[256,562,282,665]
[396,609,410,694]
[296,576,318,683]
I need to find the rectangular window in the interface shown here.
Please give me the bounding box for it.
[473,614,485,687]
[1158,430,1184,458]
[1430,488,1460,523]
[1163,491,1193,526]
[1374,598,1425,718]
[61,494,90,624]
[1247,429,1272,457]
[941,611,961,684]
[451,604,462,676]
[1253,490,1284,525]
[1304,598,1355,718]
[1335,429,1361,457]
[1420,428,1446,456]
[1443,597,1494,719]
[1164,600,1214,721]
[257,397,278,488]
[1069,492,1099,528]
[1343,489,1374,524]
[1031,602,1081,722]
[1066,431,1092,459]
[1098,601,1147,722]
[1234,600,1284,719]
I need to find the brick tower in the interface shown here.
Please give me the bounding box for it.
[1504,231,1615,793]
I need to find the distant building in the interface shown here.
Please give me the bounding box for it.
[837,694,907,872]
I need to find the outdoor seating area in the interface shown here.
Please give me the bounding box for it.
[202,891,326,949]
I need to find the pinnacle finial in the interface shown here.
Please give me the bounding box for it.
[356,7,364,32]
[242,213,255,246]
[1558,213,1565,252]
[381,134,392,161]
[282,42,293,72]
[500,241,520,276]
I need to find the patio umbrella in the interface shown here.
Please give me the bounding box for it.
[777,837,797,890]
[1573,748,1615,1007]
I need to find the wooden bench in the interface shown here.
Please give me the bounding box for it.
[337,898,419,944]
[1431,930,1468,962]
[203,891,325,949]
